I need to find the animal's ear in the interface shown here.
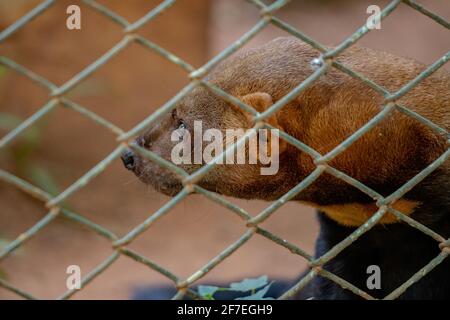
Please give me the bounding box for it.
[238,92,287,154]
[240,92,281,129]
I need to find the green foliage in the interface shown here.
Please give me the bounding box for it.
[0,65,6,78]
[197,285,220,300]
[235,282,273,300]
[229,275,269,292]
[0,112,59,195]
[0,113,59,279]
[0,66,9,279]
[0,237,8,279]
[197,275,274,300]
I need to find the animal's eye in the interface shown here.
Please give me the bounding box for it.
[178,121,187,130]
[173,120,187,141]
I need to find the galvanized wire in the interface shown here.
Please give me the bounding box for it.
[0,0,448,300]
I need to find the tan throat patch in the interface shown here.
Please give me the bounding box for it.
[301,200,420,227]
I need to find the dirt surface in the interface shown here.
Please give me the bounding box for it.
[0,0,449,299]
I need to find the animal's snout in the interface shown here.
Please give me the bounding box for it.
[121,150,136,170]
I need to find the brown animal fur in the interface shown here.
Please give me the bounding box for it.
[130,37,449,227]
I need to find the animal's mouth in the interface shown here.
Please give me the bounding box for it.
[127,156,184,196]
[154,181,184,196]
[140,170,184,196]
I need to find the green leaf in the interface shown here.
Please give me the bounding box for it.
[0,112,41,145]
[0,238,9,250]
[0,65,6,78]
[229,275,268,292]
[198,285,219,300]
[27,165,60,196]
[0,113,23,130]
[235,282,274,300]
[0,268,6,279]
[0,238,6,279]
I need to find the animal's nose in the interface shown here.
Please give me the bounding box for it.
[121,150,135,170]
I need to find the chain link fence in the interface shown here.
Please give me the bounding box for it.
[0,0,449,300]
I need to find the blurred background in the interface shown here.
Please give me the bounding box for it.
[0,0,449,299]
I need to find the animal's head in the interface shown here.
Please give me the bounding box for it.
[121,38,326,200]
[121,85,296,200]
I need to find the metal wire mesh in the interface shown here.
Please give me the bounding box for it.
[0,0,449,300]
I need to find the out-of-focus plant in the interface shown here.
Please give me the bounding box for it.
[0,236,7,279]
[198,275,275,300]
[0,111,60,196]
[0,65,61,280]
[0,66,8,279]
[0,61,59,195]
[0,65,5,77]
[0,55,105,280]
[0,66,60,279]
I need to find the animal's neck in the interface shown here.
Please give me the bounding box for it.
[302,200,420,227]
